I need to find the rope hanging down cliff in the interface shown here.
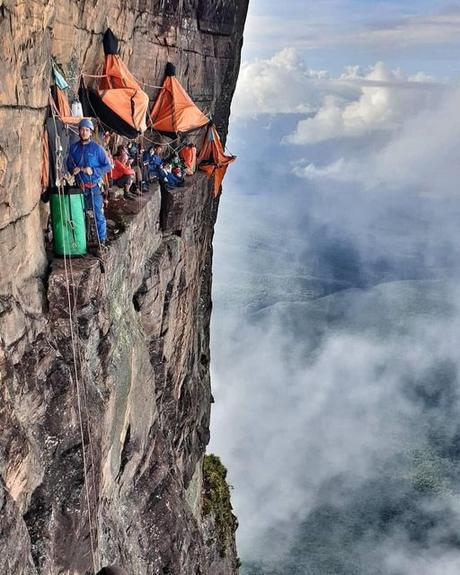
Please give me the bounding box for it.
[49,96,100,574]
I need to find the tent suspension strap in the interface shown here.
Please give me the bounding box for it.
[142,128,184,156]
[71,70,164,90]
[130,72,163,90]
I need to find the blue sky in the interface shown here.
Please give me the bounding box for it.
[244,0,460,77]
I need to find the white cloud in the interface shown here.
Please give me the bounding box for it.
[348,12,460,49]
[295,86,460,197]
[294,157,360,182]
[232,50,442,147]
[231,48,338,119]
[385,550,460,575]
[211,277,460,562]
[286,61,439,144]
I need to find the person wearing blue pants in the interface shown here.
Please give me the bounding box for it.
[66,118,112,248]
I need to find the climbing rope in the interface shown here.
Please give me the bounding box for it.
[80,69,164,90]
[49,96,99,573]
[67,254,101,543]
[129,73,163,90]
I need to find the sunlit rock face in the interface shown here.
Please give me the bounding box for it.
[0,1,248,573]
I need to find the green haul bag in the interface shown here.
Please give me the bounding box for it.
[50,187,87,257]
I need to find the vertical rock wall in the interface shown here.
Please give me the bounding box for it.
[0,1,248,573]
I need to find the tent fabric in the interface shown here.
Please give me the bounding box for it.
[149,68,209,135]
[179,144,197,175]
[165,62,176,77]
[53,86,81,125]
[103,28,119,55]
[52,63,69,90]
[79,82,140,139]
[197,124,236,197]
[78,29,149,138]
[98,54,149,133]
[45,116,79,191]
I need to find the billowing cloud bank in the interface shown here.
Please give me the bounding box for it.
[286,62,436,145]
[233,48,460,196]
[212,47,460,574]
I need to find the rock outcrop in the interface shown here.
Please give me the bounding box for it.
[0,1,248,573]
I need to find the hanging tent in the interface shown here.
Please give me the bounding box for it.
[43,69,81,195]
[50,63,81,125]
[46,116,79,189]
[149,63,209,136]
[51,85,81,125]
[79,29,149,139]
[197,124,236,198]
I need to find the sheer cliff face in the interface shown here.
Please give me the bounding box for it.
[0,1,248,574]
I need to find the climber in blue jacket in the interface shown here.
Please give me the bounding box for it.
[143,145,163,180]
[66,118,112,245]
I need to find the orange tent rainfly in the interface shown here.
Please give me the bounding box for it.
[53,86,81,125]
[179,144,197,175]
[198,124,236,197]
[149,63,209,136]
[79,29,149,139]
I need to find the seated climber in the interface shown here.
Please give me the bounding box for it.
[127,141,139,160]
[115,144,127,156]
[111,149,137,199]
[170,154,186,177]
[66,118,112,248]
[172,165,182,179]
[160,162,184,188]
[143,145,163,181]
[102,131,115,193]
[127,141,146,192]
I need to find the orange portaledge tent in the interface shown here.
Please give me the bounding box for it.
[198,124,236,198]
[53,86,81,125]
[149,63,209,136]
[99,29,149,133]
[79,29,149,139]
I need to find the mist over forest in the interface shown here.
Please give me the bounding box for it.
[210,45,460,574]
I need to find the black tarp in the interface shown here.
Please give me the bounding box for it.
[103,28,119,55]
[165,62,176,77]
[46,116,79,191]
[79,81,140,139]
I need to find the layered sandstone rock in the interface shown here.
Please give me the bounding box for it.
[0,1,248,573]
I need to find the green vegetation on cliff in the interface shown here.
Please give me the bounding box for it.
[203,454,238,557]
